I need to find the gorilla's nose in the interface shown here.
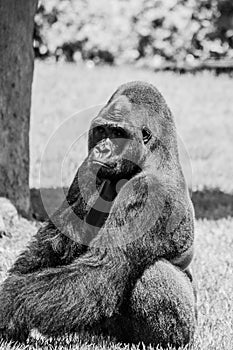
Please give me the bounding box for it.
[94,138,113,159]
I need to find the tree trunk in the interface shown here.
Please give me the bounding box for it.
[0,0,38,216]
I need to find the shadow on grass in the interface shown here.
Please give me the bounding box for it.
[192,188,233,220]
[30,187,233,222]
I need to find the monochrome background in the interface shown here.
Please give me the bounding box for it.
[0,1,232,349]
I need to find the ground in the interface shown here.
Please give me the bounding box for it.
[0,61,232,349]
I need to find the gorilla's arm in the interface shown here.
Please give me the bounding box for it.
[94,173,194,269]
[9,160,99,275]
[0,251,130,342]
[0,173,193,341]
[0,177,145,340]
[8,221,85,275]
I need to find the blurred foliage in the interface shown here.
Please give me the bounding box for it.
[34,0,233,68]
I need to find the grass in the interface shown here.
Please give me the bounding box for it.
[31,61,233,192]
[0,62,232,349]
[0,217,232,350]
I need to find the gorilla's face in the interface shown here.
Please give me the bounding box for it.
[88,96,152,180]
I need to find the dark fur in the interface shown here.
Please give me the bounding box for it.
[0,82,196,347]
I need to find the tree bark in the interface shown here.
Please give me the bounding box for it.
[0,0,38,216]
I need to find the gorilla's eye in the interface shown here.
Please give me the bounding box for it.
[112,128,125,139]
[97,126,105,134]
[142,127,152,144]
[93,126,107,144]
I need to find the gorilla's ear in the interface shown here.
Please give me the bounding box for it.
[142,126,152,144]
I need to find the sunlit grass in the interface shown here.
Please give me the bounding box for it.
[0,216,232,350]
[31,61,233,192]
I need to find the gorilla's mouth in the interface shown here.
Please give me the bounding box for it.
[92,160,112,168]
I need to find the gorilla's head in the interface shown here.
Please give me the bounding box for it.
[88,81,179,181]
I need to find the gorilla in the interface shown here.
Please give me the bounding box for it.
[0,81,196,348]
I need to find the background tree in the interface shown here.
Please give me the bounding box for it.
[0,0,38,216]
